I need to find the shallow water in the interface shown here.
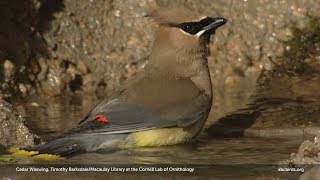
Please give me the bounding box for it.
[10,73,320,178]
[10,89,309,178]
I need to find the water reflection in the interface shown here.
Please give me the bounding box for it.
[18,94,99,141]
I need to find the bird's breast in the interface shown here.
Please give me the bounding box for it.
[124,77,202,108]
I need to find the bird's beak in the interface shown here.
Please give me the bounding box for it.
[196,17,227,37]
[202,17,227,32]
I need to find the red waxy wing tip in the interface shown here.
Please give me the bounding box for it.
[93,114,108,123]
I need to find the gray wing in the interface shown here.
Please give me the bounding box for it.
[64,98,175,136]
[154,93,211,127]
[64,93,210,136]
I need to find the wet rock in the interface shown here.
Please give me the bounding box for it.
[39,59,66,96]
[1,58,39,99]
[0,0,64,98]
[38,0,157,95]
[75,59,88,75]
[3,60,15,82]
[287,134,320,168]
[0,98,34,148]
[37,57,48,81]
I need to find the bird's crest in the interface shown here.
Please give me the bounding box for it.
[147,8,203,26]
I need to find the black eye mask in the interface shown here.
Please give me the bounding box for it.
[169,17,214,35]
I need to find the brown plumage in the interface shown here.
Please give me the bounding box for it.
[147,8,204,25]
[29,8,227,157]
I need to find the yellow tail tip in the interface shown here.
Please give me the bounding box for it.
[8,148,64,160]
[32,154,63,160]
[8,148,39,156]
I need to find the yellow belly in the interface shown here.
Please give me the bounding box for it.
[126,127,194,147]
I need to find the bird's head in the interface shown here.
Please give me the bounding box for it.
[147,8,227,68]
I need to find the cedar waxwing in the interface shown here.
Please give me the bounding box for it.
[28,8,227,157]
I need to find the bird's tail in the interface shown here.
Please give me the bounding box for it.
[22,133,128,158]
[29,137,86,157]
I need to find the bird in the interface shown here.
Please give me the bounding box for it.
[28,8,227,157]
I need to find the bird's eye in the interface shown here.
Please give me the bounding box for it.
[178,22,202,35]
[182,24,193,32]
